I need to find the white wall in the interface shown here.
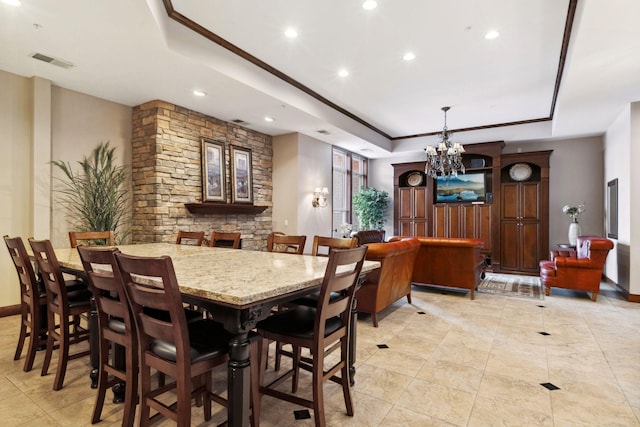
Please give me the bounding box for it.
[631,102,640,296]
[604,107,630,287]
[604,102,640,294]
[272,133,332,253]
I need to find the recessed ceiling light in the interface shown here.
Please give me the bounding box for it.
[338,69,349,78]
[2,0,22,6]
[264,116,274,122]
[284,27,298,39]
[362,0,377,10]
[485,30,500,40]
[193,90,206,97]
[403,52,416,61]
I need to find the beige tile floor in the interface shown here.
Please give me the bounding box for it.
[1,279,639,426]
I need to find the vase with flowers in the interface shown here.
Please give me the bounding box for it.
[562,202,585,246]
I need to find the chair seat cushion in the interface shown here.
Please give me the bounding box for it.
[54,285,92,308]
[257,306,343,339]
[107,317,126,334]
[287,291,342,308]
[150,319,229,363]
[143,306,203,323]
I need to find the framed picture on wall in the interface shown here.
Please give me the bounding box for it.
[230,145,253,204]
[201,138,227,202]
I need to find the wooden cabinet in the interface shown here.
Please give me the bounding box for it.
[499,151,551,274]
[500,182,542,273]
[392,163,431,237]
[392,145,550,275]
[398,186,428,236]
[433,203,492,253]
[393,142,504,268]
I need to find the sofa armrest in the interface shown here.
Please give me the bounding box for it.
[550,250,577,261]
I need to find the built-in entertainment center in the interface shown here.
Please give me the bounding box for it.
[392,141,551,275]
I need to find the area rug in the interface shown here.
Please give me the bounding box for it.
[477,273,544,300]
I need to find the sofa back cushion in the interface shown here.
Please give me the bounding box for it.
[353,229,386,246]
[363,238,420,307]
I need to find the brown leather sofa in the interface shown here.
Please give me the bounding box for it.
[539,235,614,301]
[395,237,485,299]
[352,229,386,245]
[356,237,420,327]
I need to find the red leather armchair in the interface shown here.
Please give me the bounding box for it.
[352,229,386,245]
[539,236,614,301]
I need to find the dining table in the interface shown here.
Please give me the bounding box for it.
[52,242,379,427]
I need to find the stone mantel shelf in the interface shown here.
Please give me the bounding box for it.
[185,203,268,215]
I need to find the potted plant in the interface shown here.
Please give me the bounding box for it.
[52,141,130,243]
[352,187,390,230]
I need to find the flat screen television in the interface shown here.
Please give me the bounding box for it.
[435,172,486,203]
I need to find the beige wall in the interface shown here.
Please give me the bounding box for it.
[50,86,132,248]
[0,70,34,307]
[0,69,132,308]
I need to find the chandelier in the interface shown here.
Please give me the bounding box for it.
[424,106,465,178]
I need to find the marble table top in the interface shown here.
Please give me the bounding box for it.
[54,243,379,307]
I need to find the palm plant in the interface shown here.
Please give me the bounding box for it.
[51,141,130,243]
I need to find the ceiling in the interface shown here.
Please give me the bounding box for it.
[1,0,640,158]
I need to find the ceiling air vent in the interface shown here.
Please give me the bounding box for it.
[31,52,75,69]
[317,130,331,135]
[231,119,250,125]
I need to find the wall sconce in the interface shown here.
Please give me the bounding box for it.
[312,187,329,208]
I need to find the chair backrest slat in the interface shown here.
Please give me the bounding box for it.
[311,236,357,257]
[267,232,306,255]
[176,231,205,246]
[69,231,115,248]
[115,253,190,361]
[29,238,68,304]
[315,246,367,339]
[4,235,40,299]
[77,246,133,334]
[209,231,241,249]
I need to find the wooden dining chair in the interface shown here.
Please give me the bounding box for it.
[114,252,261,427]
[208,231,241,249]
[274,235,358,370]
[266,232,306,255]
[3,235,48,372]
[77,246,137,426]
[257,246,367,427]
[175,230,205,246]
[69,230,115,248]
[311,235,357,256]
[29,238,92,391]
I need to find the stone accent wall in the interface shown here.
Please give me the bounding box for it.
[131,100,272,251]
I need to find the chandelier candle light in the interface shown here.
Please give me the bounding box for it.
[563,202,585,246]
[424,106,465,178]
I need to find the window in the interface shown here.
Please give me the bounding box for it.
[332,147,367,236]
